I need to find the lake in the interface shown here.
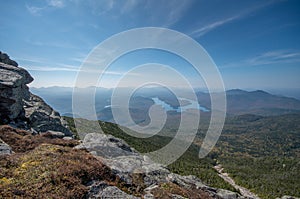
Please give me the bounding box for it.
[152,97,210,112]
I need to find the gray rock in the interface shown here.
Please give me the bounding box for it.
[100,186,140,199]
[77,133,170,187]
[63,136,73,140]
[0,62,33,122]
[0,51,18,67]
[143,193,155,199]
[166,173,207,190]
[87,181,140,199]
[76,133,137,158]
[23,93,72,136]
[171,194,187,199]
[45,130,65,138]
[86,181,109,198]
[216,189,239,199]
[0,139,12,155]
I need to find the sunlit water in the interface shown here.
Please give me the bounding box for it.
[152,97,210,112]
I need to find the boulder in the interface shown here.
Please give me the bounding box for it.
[216,189,239,199]
[100,186,140,199]
[76,133,170,187]
[87,180,140,199]
[0,62,33,122]
[0,51,18,67]
[24,93,72,136]
[0,138,12,155]
[44,130,65,139]
[166,173,208,190]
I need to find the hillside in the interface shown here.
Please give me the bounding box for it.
[64,113,300,199]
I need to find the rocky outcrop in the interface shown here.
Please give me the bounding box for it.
[76,133,170,187]
[76,132,250,199]
[0,51,18,67]
[0,52,72,136]
[0,62,33,123]
[23,93,72,136]
[87,181,140,199]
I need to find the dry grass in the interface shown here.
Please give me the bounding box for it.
[0,125,78,152]
[0,125,118,198]
[0,143,116,198]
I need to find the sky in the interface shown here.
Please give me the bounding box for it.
[1,0,300,91]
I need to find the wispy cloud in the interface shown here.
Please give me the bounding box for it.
[25,65,79,72]
[26,5,47,16]
[19,56,138,76]
[121,0,139,14]
[26,0,65,16]
[145,0,194,27]
[26,64,139,76]
[190,15,239,37]
[80,0,193,27]
[221,50,300,68]
[47,0,65,8]
[189,1,279,38]
[25,39,78,49]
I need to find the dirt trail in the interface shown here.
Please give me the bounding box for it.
[213,164,260,199]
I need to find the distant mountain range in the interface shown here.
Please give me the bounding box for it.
[30,87,300,121]
[197,89,300,116]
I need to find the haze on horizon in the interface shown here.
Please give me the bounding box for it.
[1,0,300,91]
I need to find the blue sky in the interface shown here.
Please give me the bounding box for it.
[1,0,300,90]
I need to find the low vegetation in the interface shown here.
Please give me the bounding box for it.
[64,114,300,199]
[0,125,120,198]
[212,114,300,199]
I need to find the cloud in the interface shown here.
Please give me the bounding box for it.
[47,0,65,8]
[221,50,300,68]
[144,0,194,27]
[26,5,46,16]
[26,39,78,49]
[247,50,300,65]
[190,15,239,37]
[85,0,116,15]
[26,0,65,15]
[26,65,79,72]
[121,0,139,14]
[163,0,194,27]
[80,0,193,27]
[190,0,279,38]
